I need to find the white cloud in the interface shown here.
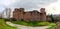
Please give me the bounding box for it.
[9,0,57,10]
[45,0,60,15]
[0,0,57,15]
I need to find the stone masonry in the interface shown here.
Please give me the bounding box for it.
[13,8,46,21]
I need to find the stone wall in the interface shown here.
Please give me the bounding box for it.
[13,8,46,21]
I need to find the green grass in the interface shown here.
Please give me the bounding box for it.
[47,23,56,29]
[12,21,53,27]
[0,19,17,29]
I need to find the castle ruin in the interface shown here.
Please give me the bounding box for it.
[13,8,46,21]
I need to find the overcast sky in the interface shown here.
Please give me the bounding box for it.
[0,0,60,15]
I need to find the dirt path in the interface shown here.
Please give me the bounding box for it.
[6,22,50,29]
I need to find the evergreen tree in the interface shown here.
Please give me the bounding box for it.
[49,14,54,22]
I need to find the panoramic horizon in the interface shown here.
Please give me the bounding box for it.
[0,0,60,29]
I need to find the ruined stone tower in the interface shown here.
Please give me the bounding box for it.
[13,8,19,20]
[13,8,46,21]
[19,8,24,20]
[40,8,46,21]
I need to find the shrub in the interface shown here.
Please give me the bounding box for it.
[4,19,10,21]
[38,22,50,26]
[20,21,28,26]
[47,23,56,29]
[49,23,56,27]
[12,21,51,26]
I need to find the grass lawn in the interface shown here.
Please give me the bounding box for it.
[58,27,60,29]
[12,21,55,27]
[47,23,56,29]
[0,19,17,29]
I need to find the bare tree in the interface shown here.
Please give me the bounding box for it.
[5,8,11,18]
[1,10,5,18]
[1,8,11,19]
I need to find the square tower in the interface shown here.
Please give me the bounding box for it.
[40,8,46,21]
